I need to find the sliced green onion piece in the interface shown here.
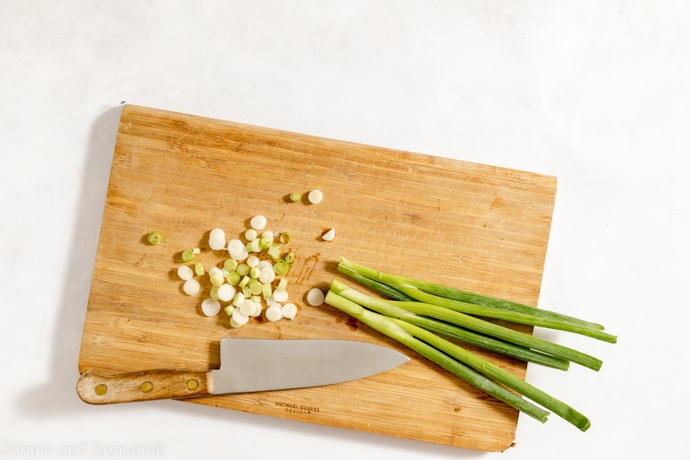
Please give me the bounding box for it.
[223,305,235,316]
[228,239,245,258]
[282,303,298,319]
[289,192,302,202]
[218,284,236,302]
[259,266,276,284]
[266,304,283,321]
[201,298,221,317]
[240,299,259,316]
[307,288,325,306]
[210,273,225,287]
[225,271,241,286]
[232,292,246,308]
[194,262,205,276]
[181,249,195,262]
[245,228,258,241]
[249,266,261,279]
[262,282,273,299]
[322,228,335,241]
[177,265,193,281]
[248,280,263,296]
[209,228,226,250]
[259,235,273,249]
[276,278,288,291]
[238,276,250,288]
[284,252,296,264]
[256,260,273,270]
[273,289,289,303]
[209,287,220,301]
[249,239,261,253]
[250,215,267,230]
[267,245,282,259]
[274,260,289,276]
[231,309,249,327]
[183,279,200,296]
[278,232,291,244]
[236,264,250,276]
[308,189,323,204]
[223,258,238,271]
[147,231,163,245]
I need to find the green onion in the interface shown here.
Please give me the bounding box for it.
[224,258,238,271]
[259,235,273,249]
[408,316,570,370]
[147,231,163,245]
[321,228,336,241]
[322,258,618,430]
[236,263,249,277]
[339,258,607,332]
[331,279,601,370]
[391,318,591,431]
[338,264,416,301]
[308,189,323,204]
[324,290,551,424]
[225,271,241,286]
[267,245,282,259]
[276,278,288,291]
[262,282,273,299]
[274,260,289,276]
[180,249,195,262]
[289,192,302,202]
[248,280,264,296]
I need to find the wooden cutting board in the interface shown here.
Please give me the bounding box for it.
[78,104,557,452]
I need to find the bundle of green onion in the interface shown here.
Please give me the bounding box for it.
[323,257,617,431]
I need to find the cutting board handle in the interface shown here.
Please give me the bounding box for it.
[77,369,213,404]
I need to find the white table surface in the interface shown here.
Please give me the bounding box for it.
[2,2,688,459]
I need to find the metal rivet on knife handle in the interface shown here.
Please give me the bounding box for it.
[94,384,107,396]
[140,381,153,393]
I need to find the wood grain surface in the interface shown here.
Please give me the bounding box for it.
[78,104,557,452]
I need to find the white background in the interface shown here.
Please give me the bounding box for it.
[2,1,688,459]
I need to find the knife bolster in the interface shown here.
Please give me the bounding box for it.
[77,369,213,404]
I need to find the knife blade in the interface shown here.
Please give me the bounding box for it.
[77,339,408,404]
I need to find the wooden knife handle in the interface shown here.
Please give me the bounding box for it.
[77,369,213,404]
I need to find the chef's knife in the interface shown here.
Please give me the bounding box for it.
[77,338,408,404]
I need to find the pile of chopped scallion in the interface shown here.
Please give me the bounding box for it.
[173,215,299,326]
[322,257,618,431]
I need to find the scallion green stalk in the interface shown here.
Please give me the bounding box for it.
[337,264,416,301]
[403,314,570,370]
[390,319,591,431]
[324,290,550,424]
[330,279,568,369]
[392,283,616,343]
[331,280,603,371]
[338,257,607,332]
